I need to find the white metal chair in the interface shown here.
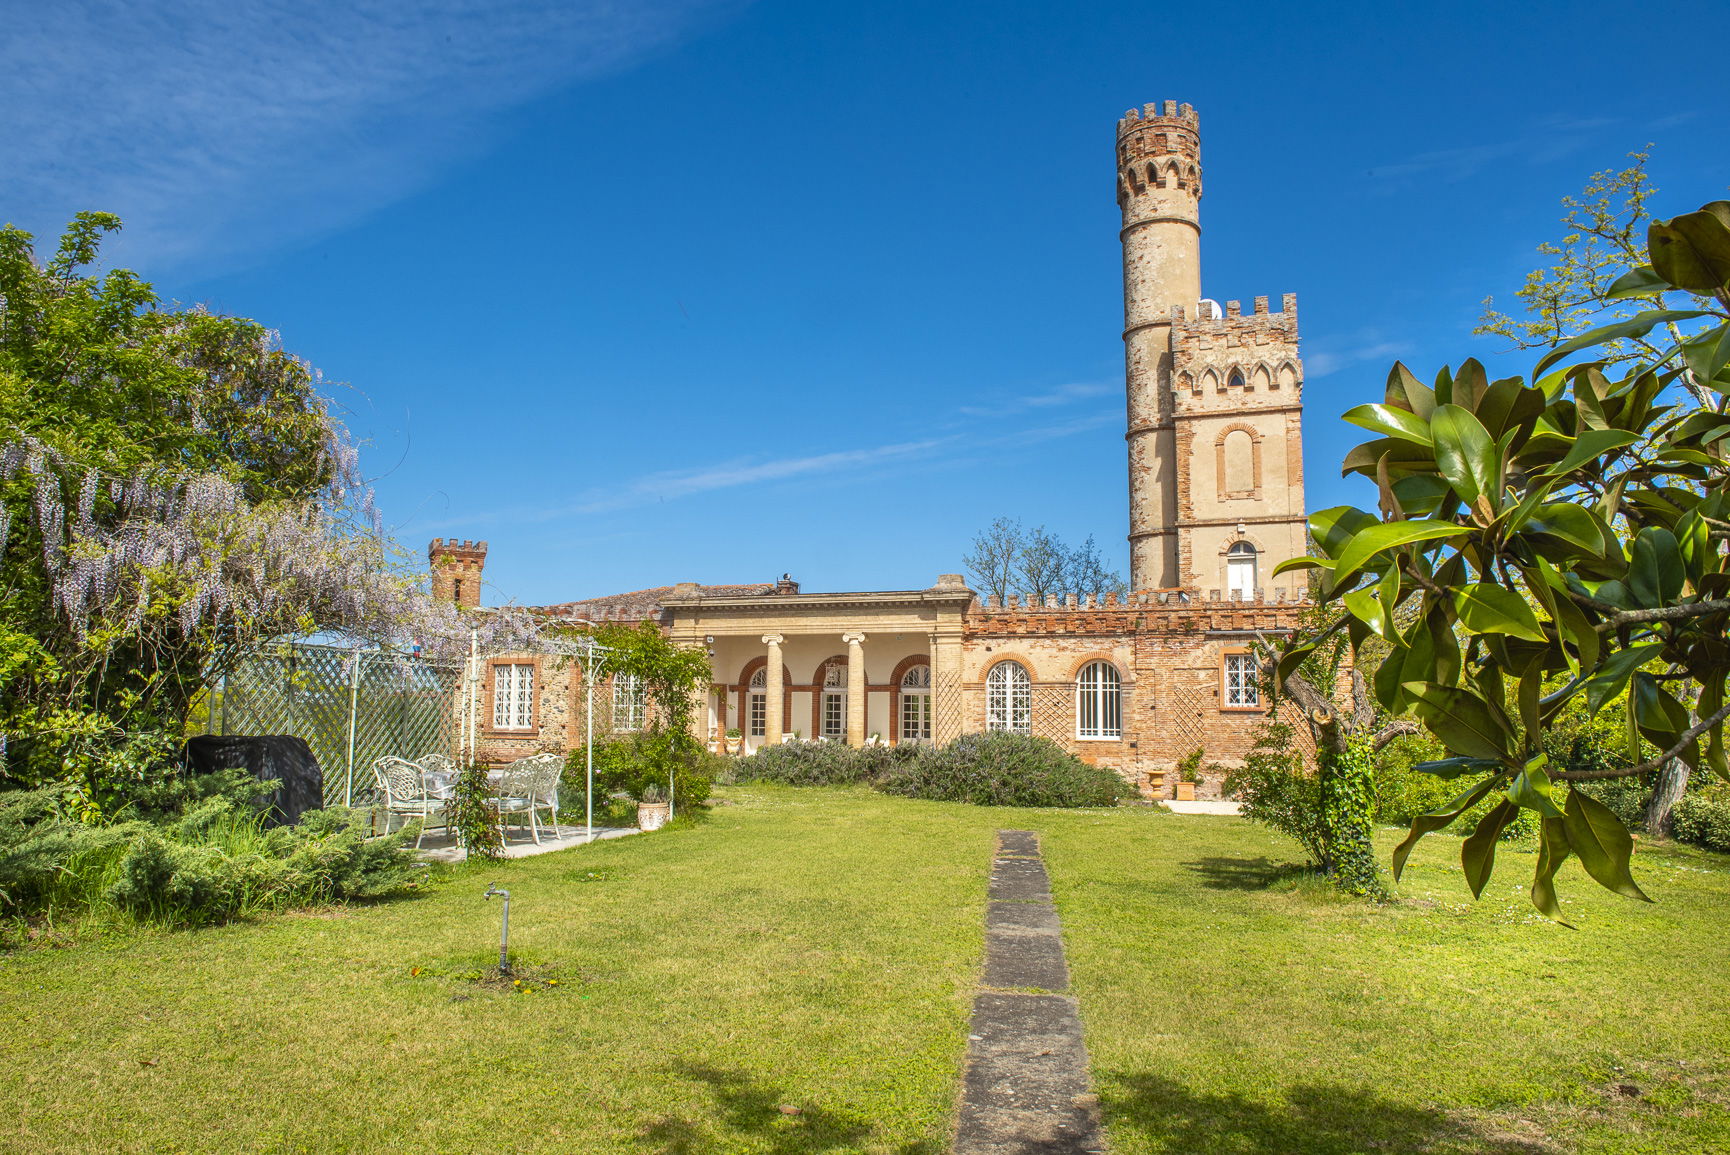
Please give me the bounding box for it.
[417,752,458,799]
[371,756,448,849]
[492,757,547,845]
[527,754,565,840]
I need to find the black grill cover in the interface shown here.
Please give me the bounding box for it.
[184,735,324,827]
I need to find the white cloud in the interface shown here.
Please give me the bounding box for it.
[529,436,957,518]
[957,381,1116,417]
[0,0,734,273]
[1305,340,1406,380]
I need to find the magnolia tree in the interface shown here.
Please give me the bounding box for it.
[0,215,546,796]
[1275,201,1730,920]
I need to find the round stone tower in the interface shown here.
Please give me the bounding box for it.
[1117,100,1202,592]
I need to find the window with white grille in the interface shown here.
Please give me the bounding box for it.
[747,668,767,737]
[986,661,1031,734]
[820,663,846,738]
[492,663,534,730]
[901,664,932,742]
[1075,661,1122,739]
[1224,653,1260,707]
[613,672,647,732]
[1227,541,1258,600]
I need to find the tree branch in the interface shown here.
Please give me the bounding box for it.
[1552,700,1730,780]
[1594,600,1730,632]
[1371,720,1420,752]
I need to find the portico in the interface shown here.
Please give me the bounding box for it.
[659,576,975,752]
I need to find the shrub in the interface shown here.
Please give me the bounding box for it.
[737,740,916,787]
[1672,791,1730,854]
[0,771,422,929]
[1223,723,1329,866]
[879,732,1130,808]
[568,733,712,810]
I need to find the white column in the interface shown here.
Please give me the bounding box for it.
[842,631,866,746]
[763,634,785,744]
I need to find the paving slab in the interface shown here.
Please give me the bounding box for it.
[983,927,1070,993]
[955,831,1102,1155]
[416,825,638,864]
[988,857,1053,903]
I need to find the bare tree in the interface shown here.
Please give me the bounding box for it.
[1066,535,1127,599]
[962,517,1021,602]
[1014,525,1070,602]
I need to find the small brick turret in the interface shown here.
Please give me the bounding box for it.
[429,538,487,608]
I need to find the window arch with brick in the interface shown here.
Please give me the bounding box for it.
[1074,660,1123,740]
[985,659,1032,735]
[737,658,790,739]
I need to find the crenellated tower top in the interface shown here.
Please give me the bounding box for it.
[428,538,488,608]
[1116,101,1202,211]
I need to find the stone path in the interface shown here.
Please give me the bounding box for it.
[954,830,1104,1155]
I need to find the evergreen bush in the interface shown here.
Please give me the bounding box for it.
[878,732,1130,808]
[1672,792,1730,854]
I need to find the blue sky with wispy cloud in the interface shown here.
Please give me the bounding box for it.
[5,0,1725,604]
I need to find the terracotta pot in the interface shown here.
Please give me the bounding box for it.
[1175,782,1197,802]
[637,801,671,831]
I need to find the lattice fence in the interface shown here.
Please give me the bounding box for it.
[196,643,465,809]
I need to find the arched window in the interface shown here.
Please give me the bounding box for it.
[901,664,932,743]
[1228,369,1246,390]
[1227,541,1258,600]
[821,663,846,739]
[746,668,767,737]
[986,661,1031,735]
[612,673,646,732]
[1075,662,1122,739]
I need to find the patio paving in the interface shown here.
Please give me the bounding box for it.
[414,824,640,863]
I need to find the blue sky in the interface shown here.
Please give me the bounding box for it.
[5,0,1726,606]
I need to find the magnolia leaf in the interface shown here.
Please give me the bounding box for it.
[1537,428,1641,479]
[1562,788,1653,902]
[1530,816,1575,926]
[1309,505,1381,560]
[1606,264,1670,300]
[1462,798,1520,899]
[1582,643,1663,718]
[1525,503,1614,559]
[1648,202,1730,295]
[1385,362,1437,419]
[1392,775,1502,880]
[1452,583,1548,643]
[1430,404,1497,506]
[1508,755,1562,819]
[1411,756,1504,778]
[1402,683,1516,763]
[1535,309,1712,376]
[1627,527,1685,608]
[1344,403,1433,445]
[1332,519,1470,585]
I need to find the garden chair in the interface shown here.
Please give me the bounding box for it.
[492,757,548,845]
[528,753,565,839]
[371,756,448,850]
[417,752,458,798]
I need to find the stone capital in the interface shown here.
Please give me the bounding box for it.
[761,633,785,647]
[841,631,867,646]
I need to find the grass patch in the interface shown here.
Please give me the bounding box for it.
[0,787,1725,1152]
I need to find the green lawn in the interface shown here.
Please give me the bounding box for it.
[1,786,1726,1153]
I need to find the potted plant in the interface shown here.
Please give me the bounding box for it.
[724,727,744,755]
[1174,747,1204,802]
[637,783,671,831]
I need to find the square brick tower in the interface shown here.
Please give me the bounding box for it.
[428,538,487,607]
[1116,102,1307,597]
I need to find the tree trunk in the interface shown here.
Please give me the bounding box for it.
[1644,757,1690,837]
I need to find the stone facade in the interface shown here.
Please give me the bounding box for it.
[434,101,1311,797]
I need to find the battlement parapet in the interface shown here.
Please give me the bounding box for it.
[1117,100,1198,135]
[428,537,488,559]
[965,587,1310,638]
[1169,296,1300,365]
